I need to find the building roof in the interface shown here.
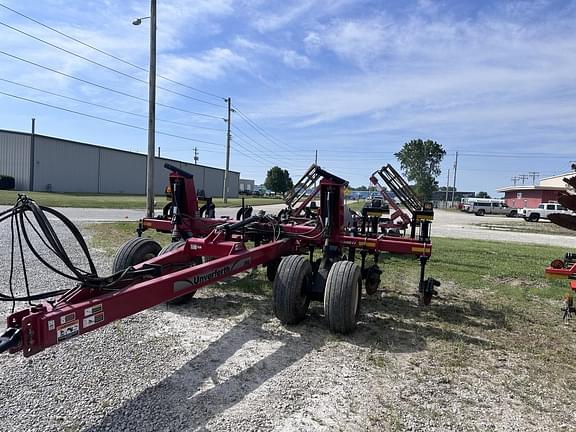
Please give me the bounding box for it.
[496,185,565,192]
[540,172,575,181]
[497,170,575,192]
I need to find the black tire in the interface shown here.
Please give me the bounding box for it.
[273,255,312,325]
[162,202,173,218]
[236,206,253,220]
[266,258,281,282]
[158,240,185,256]
[112,237,162,273]
[475,209,485,216]
[160,241,203,305]
[324,261,362,334]
[506,210,517,218]
[528,213,540,222]
[364,265,381,295]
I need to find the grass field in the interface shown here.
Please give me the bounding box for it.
[0,190,283,208]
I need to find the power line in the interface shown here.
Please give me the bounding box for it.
[0,19,226,110]
[0,90,223,147]
[232,125,299,160]
[0,50,226,121]
[0,2,225,101]
[0,78,226,132]
[233,105,295,153]
[232,135,280,166]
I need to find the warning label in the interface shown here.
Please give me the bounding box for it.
[57,320,79,342]
[83,312,104,328]
[84,304,103,317]
[60,312,76,325]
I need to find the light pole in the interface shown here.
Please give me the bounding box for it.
[133,0,157,218]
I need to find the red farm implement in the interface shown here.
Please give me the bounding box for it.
[0,163,439,357]
[543,172,576,321]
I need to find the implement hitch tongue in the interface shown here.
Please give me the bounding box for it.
[0,328,21,354]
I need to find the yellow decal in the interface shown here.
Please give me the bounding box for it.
[416,215,434,221]
[411,246,431,254]
[544,273,568,280]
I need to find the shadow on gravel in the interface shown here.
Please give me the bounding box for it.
[84,312,319,432]
[349,294,496,353]
[84,289,497,431]
[375,292,509,331]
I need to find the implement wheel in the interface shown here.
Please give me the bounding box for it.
[324,261,361,334]
[112,237,161,273]
[159,241,203,305]
[273,255,312,325]
[266,258,281,282]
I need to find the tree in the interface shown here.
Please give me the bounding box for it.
[264,166,293,194]
[355,185,369,191]
[283,169,294,190]
[476,191,491,198]
[394,139,446,201]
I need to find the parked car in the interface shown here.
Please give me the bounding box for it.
[519,202,575,222]
[462,198,517,217]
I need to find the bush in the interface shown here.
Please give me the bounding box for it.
[0,175,15,190]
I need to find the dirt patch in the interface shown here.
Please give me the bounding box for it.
[482,275,549,289]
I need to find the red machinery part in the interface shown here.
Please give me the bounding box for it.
[1,165,437,357]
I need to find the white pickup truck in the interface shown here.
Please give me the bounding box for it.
[519,202,574,222]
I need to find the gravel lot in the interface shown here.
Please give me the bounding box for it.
[0,212,575,431]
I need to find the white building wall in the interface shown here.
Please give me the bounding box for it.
[0,131,31,190]
[33,136,99,193]
[0,130,239,197]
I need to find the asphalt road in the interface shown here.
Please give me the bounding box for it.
[1,204,574,247]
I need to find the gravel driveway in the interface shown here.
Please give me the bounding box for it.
[0,208,574,431]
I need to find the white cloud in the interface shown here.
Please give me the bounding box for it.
[303,31,323,54]
[281,50,310,69]
[232,36,311,70]
[159,48,247,82]
[251,0,316,32]
[322,18,392,67]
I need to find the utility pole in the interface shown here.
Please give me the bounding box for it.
[528,171,540,185]
[194,147,199,165]
[451,151,458,208]
[29,118,35,191]
[518,174,529,185]
[138,0,157,218]
[315,150,318,165]
[223,97,232,203]
[445,169,450,208]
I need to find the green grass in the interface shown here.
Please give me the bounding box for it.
[382,237,569,303]
[0,190,283,208]
[88,222,170,256]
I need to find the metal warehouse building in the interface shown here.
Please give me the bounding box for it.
[0,129,239,197]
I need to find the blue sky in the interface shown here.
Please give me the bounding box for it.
[1,0,575,195]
